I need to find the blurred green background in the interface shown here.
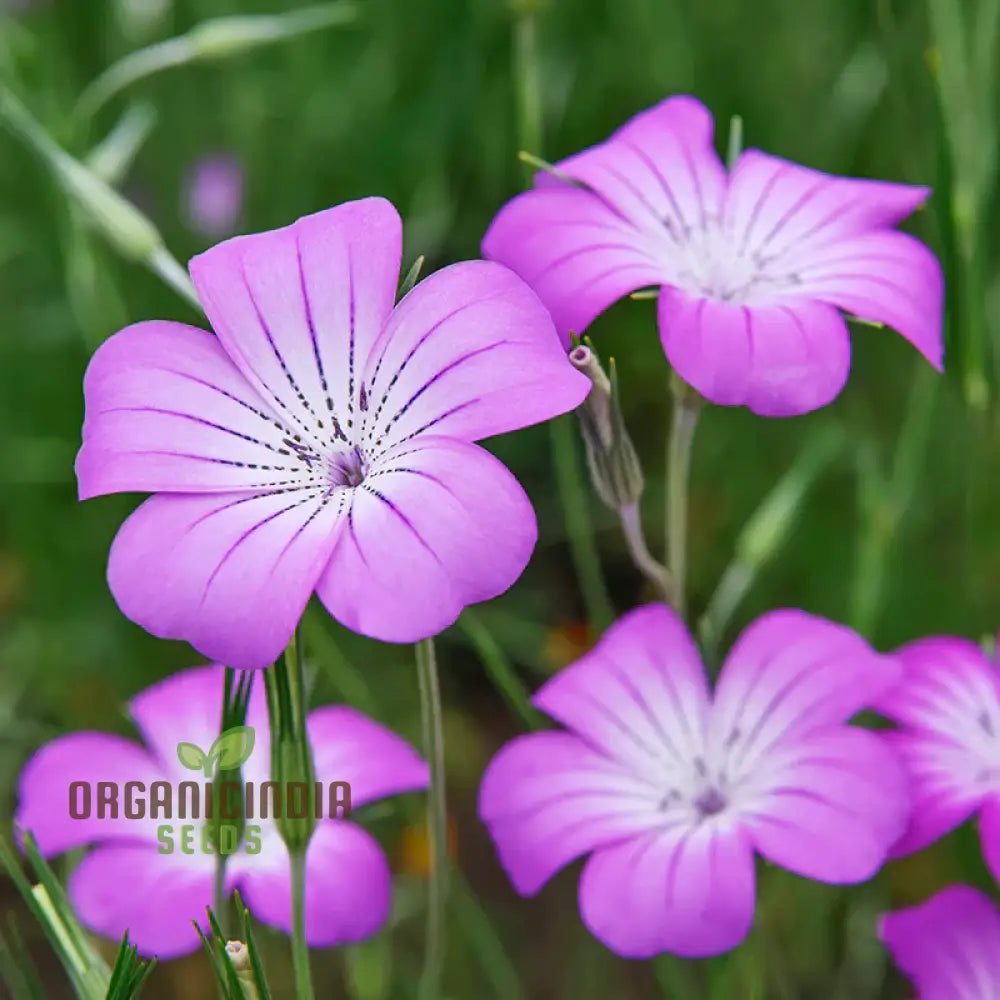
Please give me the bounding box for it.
[1,0,999,996]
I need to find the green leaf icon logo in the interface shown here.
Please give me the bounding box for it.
[177,742,206,771]
[204,725,256,777]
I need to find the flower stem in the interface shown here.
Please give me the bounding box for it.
[289,850,314,1000]
[286,630,315,1000]
[212,857,228,938]
[665,377,701,619]
[416,636,448,1000]
[265,628,316,1000]
[619,502,672,603]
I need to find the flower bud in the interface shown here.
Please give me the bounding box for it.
[264,652,317,856]
[225,941,261,1000]
[271,738,317,854]
[569,343,644,510]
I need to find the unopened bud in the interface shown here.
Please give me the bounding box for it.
[265,650,317,856]
[225,941,260,1000]
[271,736,317,854]
[569,343,644,510]
[225,940,249,971]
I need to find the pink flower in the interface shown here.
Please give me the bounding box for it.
[478,603,908,958]
[879,885,1000,998]
[183,153,244,239]
[875,636,1000,879]
[14,664,429,959]
[76,198,589,669]
[482,95,944,416]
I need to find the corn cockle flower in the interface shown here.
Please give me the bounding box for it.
[483,95,943,416]
[14,664,429,958]
[879,885,1000,999]
[184,153,244,239]
[478,603,908,958]
[875,636,1000,880]
[76,197,589,669]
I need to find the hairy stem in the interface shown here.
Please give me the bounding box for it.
[619,502,673,603]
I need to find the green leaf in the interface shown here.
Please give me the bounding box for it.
[176,742,206,771]
[208,725,256,773]
[397,254,425,300]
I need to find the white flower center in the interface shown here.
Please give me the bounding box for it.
[650,212,804,305]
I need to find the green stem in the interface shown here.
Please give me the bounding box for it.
[665,380,701,619]
[213,856,228,939]
[416,637,448,1000]
[551,416,615,630]
[289,851,314,1000]
[511,3,613,632]
[265,629,315,1000]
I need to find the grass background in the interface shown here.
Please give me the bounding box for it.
[1,0,999,996]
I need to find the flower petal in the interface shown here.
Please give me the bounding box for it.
[540,95,727,245]
[235,820,391,947]
[875,637,1000,857]
[875,636,1000,739]
[76,321,298,498]
[315,436,536,642]
[980,797,1000,885]
[743,728,909,883]
[788,231,944,369]
[482,187,668,342]
[658,289,851,414]
[478,731,664,895]
[127,663,270,782]
[16,734,165,855]
[709,609,899,771]
[483,96,727,342]
[578,820,755,958]
[882,730,981,858]
[725,149,931,259]
[107,490,346,670]
[359,260,589,445]
[879,885,1000,1000]
[69,841,217,959]
[189,198,402,454]
[532,604,710,784]
[306,706,429,808]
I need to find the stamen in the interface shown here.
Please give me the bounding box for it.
[327,447,368,489]
[694,787,727,817]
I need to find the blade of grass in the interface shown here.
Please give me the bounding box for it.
[455,612,543,731]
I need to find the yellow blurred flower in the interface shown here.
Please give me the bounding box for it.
[396,811,459,878]
[542,620,593,672]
